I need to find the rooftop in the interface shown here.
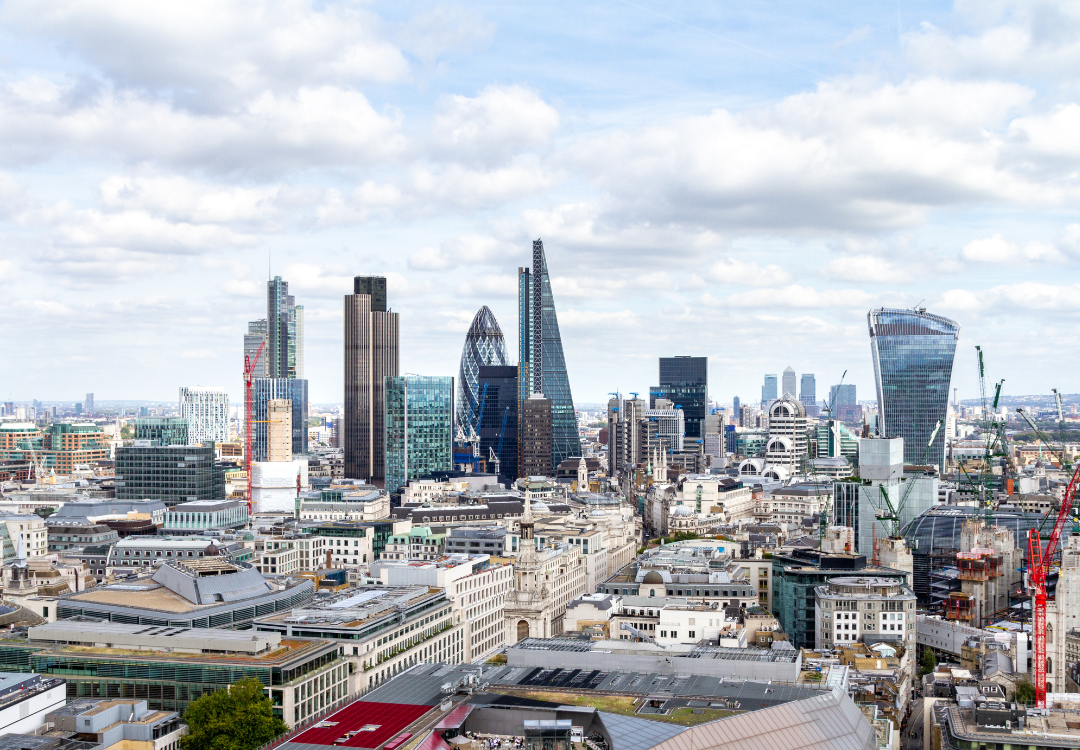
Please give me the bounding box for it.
[259,586,442,628]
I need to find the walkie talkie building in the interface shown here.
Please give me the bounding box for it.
[456,306,509,437]
[868,307,960,469]
[518,239,581,474]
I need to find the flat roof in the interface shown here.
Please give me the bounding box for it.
[29,621,281,653]
[282,701,432,750]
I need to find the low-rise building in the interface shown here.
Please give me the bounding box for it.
[0,514,48,558]
[381,526,446,561]
[162,499,249,534]
[48,698,185,750]
[106,536,241,573]
[47,523,118,552]
[0,673,68,736]
[444,526,506,556]
[297,487,389,522]
[16,621,344,729]
[815,576,917,654]
[253,585,466,693]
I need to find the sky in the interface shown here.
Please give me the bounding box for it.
[1,0,1079,407]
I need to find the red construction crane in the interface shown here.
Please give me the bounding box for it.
[244,341,266,516]
[1028,460,1080,707]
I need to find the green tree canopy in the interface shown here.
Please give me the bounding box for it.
[919,647,937,676]
[181,678,288,750]
[1014,679,1036,706]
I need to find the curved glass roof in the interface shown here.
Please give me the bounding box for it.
[902,505,1048,555]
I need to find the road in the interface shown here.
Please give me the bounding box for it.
[901,699,924,750]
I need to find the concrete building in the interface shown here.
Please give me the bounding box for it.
[54,558,313,628]
[815,576,917,652]
[1046,532,1080,694]
[943,517,1023,629]
[0,514,48,558]
[518,395,553,478]
[0,673,67,736]
[47,522,118,552]
[373,555,514,662]
[21,621,342,729]
[47,698,184,750]
[251,460,309,513]
[380,526,446,561]
[763,395,808,475]
[162,498,249,534]
[297,486,388,522]
[178,386,228,445]
[253,585,466,693]
[267,398,293,462]
[444,526,506,556]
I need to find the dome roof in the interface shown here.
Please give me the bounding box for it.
[588,509,607,518]
[642,570,665,584]
[531,501,550,512]
[671,505,694,517]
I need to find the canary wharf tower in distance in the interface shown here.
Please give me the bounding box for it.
[518,239,581,473]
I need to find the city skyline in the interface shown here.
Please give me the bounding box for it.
[1,3,1077,406]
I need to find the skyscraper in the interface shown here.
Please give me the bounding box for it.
[344,276,399,483]
[650,356,707,439]
[868,307,961,469]
[761,374,778,406]
[384,375,454,493]
[179,387,228,444]
[732,396,741,423]
[799,373,817,416]
[519,395,553,477]
[84,393,94,416]
[781,367,796,398]
[252,379,308,461]
[244,320,269,377]
[267,276,304,379]
[456,306,509,437]
[517,239,580,473]
[828,384,857,408]
[477,365,518,482]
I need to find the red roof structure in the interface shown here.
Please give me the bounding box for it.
[289,701,432,749]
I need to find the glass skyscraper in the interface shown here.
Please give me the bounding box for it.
[456,306,509,436]
[868,308,960,468]
[384,375,454,493]
[650,356,707,439]
[799,373,817,416]
[517,239,580,473]
[266,276,304,379]
[252,378,309,461]
[761,374,778,406]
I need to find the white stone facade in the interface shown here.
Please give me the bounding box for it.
[179,386,229,445]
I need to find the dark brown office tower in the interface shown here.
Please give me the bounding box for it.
[344,276,398,484]
[518,395,552,477]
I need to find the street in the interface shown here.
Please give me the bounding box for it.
[901,699,924,750]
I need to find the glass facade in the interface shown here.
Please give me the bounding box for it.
[868,308,960,468]
[134,417,188,446]
[267,276,304,380]
[114,445,225,508]
[477,365,518,482]
[799,373,816,413]
[651,356,707,438]
[253,379,309,461]
[517,240,581,473]
[456,306,509,436]
[761,374,777,405]
[384,375,454,492]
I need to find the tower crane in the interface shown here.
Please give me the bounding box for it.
[875,420,942,538]
[244,340,266,515]
[1028,460,1080,707]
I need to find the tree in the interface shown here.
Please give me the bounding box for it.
[1015,679,1036,706]
[919,647,937,676]
[181,678,288,750]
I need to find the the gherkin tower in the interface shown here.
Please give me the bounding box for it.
[456,305,509,435]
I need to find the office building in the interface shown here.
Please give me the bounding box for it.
[732,396,740,422]
[799,373,816,415]
[868,306,960,468]
[517,239,580,473]
[476,365,518,481]
[640,402,685,458]
[114,444,225,508]
[178,387,228,445]
[649,356,707,439]
[815,576,917,650]
[84,393,94,416]
[253,379,308,461]
[344,276,399,484]
[0,673,68,736]
[267,398,293,462]
[244,319,269,377]
[456,306,509,437]
[519,395,553,477]
[828,383,857,407]
[267,275,304,379]
[163,499,250,534]
[781,366,796,398]
[771,548,910,650]
[45,697,184,750]
[254,585,466,693]
[761,373,777,406]
[133,417,188,447]
[14,620,340,728]
[384,375,454,493]
[54,558,313,627]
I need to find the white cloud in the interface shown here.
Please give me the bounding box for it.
[432,85,559,165]
[826,254,911,282]
[961,234,1067,263]
[181,348,217,359]
[708,257,791,286]
[722,284,875,309]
